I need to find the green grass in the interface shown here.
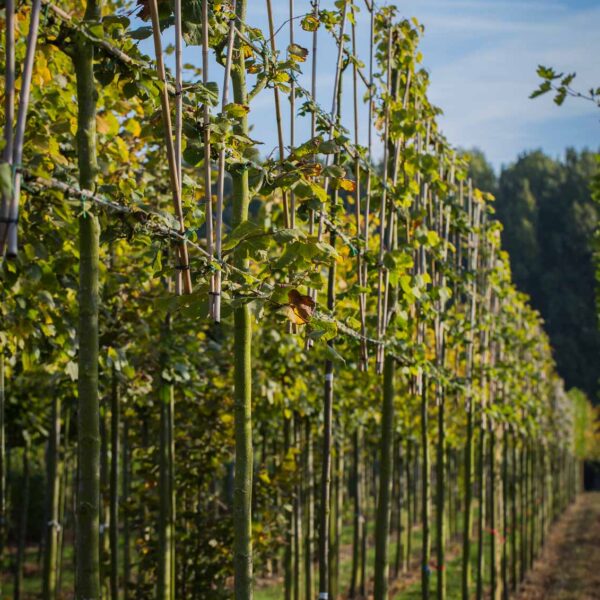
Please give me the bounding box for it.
[255,502,511,600]
[3,502,524,600]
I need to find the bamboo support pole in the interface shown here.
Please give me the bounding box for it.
[147,0,193,294]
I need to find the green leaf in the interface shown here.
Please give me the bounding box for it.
[223,221,264,251]
[129,26,153,40]
[300,14,319,32]
[224,102,250,118]
[325,345,345,364]
[0,162,13,202]
[183,144,204,166]
[288,43,309,62]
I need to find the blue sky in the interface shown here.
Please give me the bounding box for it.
[139,0,600,171]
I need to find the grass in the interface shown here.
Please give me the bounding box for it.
[1,499,535,600]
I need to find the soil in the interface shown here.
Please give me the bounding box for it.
[514,492,600,600]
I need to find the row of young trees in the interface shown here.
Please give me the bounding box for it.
[0,1,591,600]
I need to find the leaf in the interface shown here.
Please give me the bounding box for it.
[224,102,250,118]
[339,178,356,192]
[288,43,309,62]
[0,162,13,203]
[301,14,319,32]
[223,220,264,251]
[97,111,120,136]
[183,144,204,166]
[287,289,315,325]
[322,164,345,178]
[320,140,340,154]
[129,26,153,40]
[195,81,219,107]
[272,228,306,244]
[325,344,345,364]
[65,361,78,381]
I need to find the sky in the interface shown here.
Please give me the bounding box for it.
[139,0,600,171]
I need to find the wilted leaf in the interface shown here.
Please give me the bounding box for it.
[287,289,315,325]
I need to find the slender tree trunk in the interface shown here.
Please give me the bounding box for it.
[304,418,314,600]
[319,352,333,600]
[436,389,446,600]
[14,440,30,600]
[100,408,110,593]
[528,445,534,570]
[374,355,395,600]
[394,441,403,578]
[123,418,131,600]
[349,428,362,598]
[284,416,293,600]
[359,443,368,598]
[109,369,119,600]
[462,404,474,600]
[43,396,62,600]
[519,441,526,583]
[231,3,253,595]
[329,441,342,600]
[293,415,302,600]
[475,424,486,600]
[421,381,431,600]
[510,433,517,592]
[158,354,174,600]
[57,410,70,597]
[405,440,412,572]
[489,425,502,600]
[0,353,6,596]
[501,428,509,600]
[73,1,101,594]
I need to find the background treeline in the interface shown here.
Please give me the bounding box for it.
[466,148,600,404]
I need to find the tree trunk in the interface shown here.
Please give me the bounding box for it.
[475,424,486,600]
[43,396,61,600]
[123,418,131,600]
[284,416,293,600]
[0,353,5,596]
[304,418,314,600]
[462,403,474,600]
[109,369,120,600]
[374,355,395,600]
[14,440,30,600]
[72,0,101,594]
[231,3,253,596]
[158,371,174,600]
[349,428,362,598]
[436,389,446,600]
[421,381,431,600]
[405,440,412,572]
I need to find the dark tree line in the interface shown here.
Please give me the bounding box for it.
[467,148,600,403]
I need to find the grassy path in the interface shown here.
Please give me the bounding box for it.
[514,492,600,600]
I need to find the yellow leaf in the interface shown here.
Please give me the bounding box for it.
[339,178,356,192]
[125,118,142,137]
[97,112,119,136]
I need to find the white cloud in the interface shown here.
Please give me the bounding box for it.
[407,1,600,166]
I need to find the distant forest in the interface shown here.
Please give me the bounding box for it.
[467,148,600,403]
